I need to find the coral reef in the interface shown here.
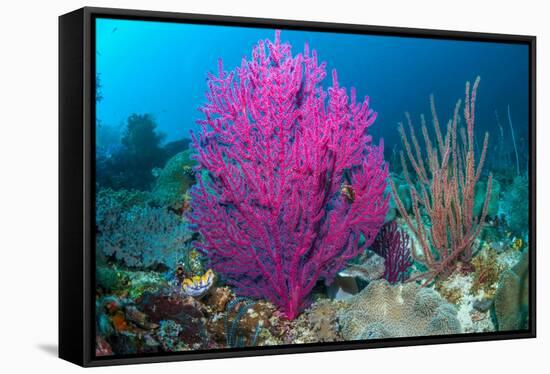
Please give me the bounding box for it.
[95,336,113,356]
[138,292,210,348]
[125,271,169,299]
[204,294,274,348]
[157,320,189,352]
[332,251,385,299]
[92,24,531,356]
[223,298,269,347]
[432,266,495,333]
[188,31,388,319]
[500,175,529,235]
[152,150,196,212]
[96,265,128,294]
[95,295,161,355]
[96,123,122,160]
[470,246,503,298]
[95,188,151,222]
[390,77,492,284]
[162,138,192,160]
[474,178,501,218]
[96,188,193,269]
[370,221,412,283]
[492,251,529,331]
[207,286,233,312]
[435,281,463,305]
[97,114,168,190]
[299,299,342,342]
[338,280,462,340]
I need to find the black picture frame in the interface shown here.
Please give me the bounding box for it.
[59,6,537,367]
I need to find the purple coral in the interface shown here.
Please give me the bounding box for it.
[188,31,388,319]
[371,221,412,283]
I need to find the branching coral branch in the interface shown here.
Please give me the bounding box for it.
[390,77,492,285]
[370,221,412,283]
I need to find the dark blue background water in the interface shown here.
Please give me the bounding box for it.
[96,18,529,161]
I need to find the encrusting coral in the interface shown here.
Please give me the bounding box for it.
[390,77,492,284]
[188,31,388,319]
[338,279,462,340]
[289,299,344,343]
[304,300,342,342]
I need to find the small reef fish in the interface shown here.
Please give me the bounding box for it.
[181,269,215,298]
[512,237,523,251]
[341,183,356,203]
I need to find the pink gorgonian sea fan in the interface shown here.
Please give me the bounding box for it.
[187,31,389,319]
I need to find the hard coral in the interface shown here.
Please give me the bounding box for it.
[338,279,462,340]
[125,271,169,300]
[96,265,128,294]
[189,31,388,319]
[206,286,233,313]
[96,190,193,269]
[301,299,342,342]
[138,292,210,348]
[96,188,151,215]
[435,281,463,305]
[157,320,189,352]
[220,298,273,348]
[97,114,168,190]
[492,251,529,331]
[152,150,196,212]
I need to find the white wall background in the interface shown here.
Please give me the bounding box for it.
[0,0,546,372]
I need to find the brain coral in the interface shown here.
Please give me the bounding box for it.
[338,280,462,339]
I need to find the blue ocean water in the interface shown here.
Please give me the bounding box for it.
[96,18,529,157]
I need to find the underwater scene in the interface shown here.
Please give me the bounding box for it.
[94,18,530,357]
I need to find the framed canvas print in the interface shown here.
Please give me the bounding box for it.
[59,7,536,367]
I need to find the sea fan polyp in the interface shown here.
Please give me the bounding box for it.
[187,31,389,319]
